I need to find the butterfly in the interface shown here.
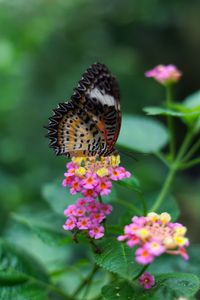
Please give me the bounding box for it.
[45,63,121,157]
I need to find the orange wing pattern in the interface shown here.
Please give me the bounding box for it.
[46,63,121,157]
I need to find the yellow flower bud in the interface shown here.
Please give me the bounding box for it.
[96,167,109,177]
[75,167,86,176]
[147,212,159,222]
[174,235,188,247]
[163,237,176,248]
[111,155,120,167]
[159,212,171,224]
[174,226,187,236]
[136,228,149,239]
[72,157,85,165]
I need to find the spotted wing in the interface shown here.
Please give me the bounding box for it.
[46,63,121,157]
[72,63,121,152]
[46,101,106,157]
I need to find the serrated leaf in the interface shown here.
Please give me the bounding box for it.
[117,115,168,153]
[93,238,143,280]
[102,273,200,300]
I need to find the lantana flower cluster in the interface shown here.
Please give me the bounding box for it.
[145,64,182,85]
[118,212,189,265]
[62,155,130,197]
[63,198,112,239]
[63,155,131,239]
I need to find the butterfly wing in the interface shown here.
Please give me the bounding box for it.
[46,101,106,157]
[73,63,121,152]
[46,63,121,157]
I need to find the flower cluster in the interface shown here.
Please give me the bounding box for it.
[62,155,131,198]
[145,64,182,85]
[63,198,112,239]
[118,212,189,265]
[139,272,155,289]
[63,155,131,239]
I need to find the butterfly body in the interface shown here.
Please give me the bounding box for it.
[46,63,121,157]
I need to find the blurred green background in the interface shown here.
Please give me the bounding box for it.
[0,0,200,253]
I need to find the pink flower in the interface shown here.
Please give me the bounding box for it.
[70,178,82,194]
[74,206,86,217]
[77,217,91,230]
[82,188,98,198]
[139,272,155,289]
[90,212,105,224]
[135,247,154,265]
[86,200,99,212]
[126,235,140,247]
[145,64,182,85]
[76,198,88,206]
[63,217,76,230]
[97,179,112,196]
[89,225,104,239]
[64,204,76,216]
[99,203,113,215]
[118,212,189,265]
[179,247,189,261]
[109,166,131,181]
[145,240,165,256]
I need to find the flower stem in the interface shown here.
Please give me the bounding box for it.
[150,165,177,212]
[132,265,149,280]
[136,191,147,216]
[182,139,200,162]
[151,130,194,212]
[180,157,200,170]
[98,195,103,203]
[72,264,99,297]
[166,84,175,160]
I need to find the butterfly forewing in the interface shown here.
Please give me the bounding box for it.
[46,63,121,157]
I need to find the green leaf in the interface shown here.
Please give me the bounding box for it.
[148,194,180,221]
[102,280,134,300]
[116,175,141,193]
[183,90,200,109]
[143,106,184,117]
[93,238,143,280]
[102,273,200,300]
[42,181,77,215]
[117,115,168,153]
[12,213,69,246]
[0,238,49,300]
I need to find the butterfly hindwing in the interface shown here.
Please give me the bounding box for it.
[46,63,121,157]
[47,101,106,157]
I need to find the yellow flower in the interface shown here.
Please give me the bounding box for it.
[159,212,171,224]
[75,167,86,176]
[174,235,188,247]
[136,228,149,239]
[111,155,120,167]
[147,212,159,222]
[96,167,109,177]
[72,157,85,165]
[174,226,187,236]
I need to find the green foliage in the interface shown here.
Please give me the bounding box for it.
[0,239,49,300]
[93,238,143,280]
[42,181,75,215]
[102,273,200,300]
[118,115,168,153]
